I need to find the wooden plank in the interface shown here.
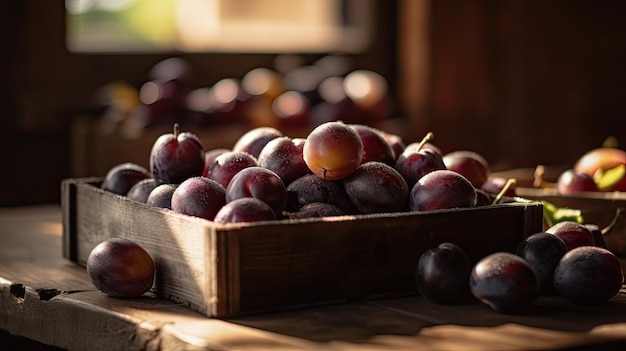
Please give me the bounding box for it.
[63,178,543,318]
[3,205,626,351]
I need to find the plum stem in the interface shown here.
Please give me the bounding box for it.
[601,207,624,235]
[492,178,517,205]
[415,132,434,152]
[173,123,180,137]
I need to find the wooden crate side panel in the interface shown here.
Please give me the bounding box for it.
[69,181,219,316]
[228,203,543,316]
[517,188,626,255]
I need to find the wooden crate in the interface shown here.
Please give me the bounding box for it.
[61,178,543,318]
[492,167,626,257]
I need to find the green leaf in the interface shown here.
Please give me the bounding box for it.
[595,164,626,191]
[542,200,584,227]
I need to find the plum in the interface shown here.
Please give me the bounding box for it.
[149,123,205,184]
[146,183,177,209]
[470,252,540,314]
[443,150,490,188]
[546,221,595,252]
[206,151,258,188]
[515,232,568,295]
[226,166,287,217]
[556,169,599,195]
[474,189,493,207]
[342,161,409,214]
[202,148,230,177]
[554,246,624,305]
[286,174,355,214]
[171,176,226,220]
[415,242,475,305]
[303,121,364,180]
[585,223,607,248]
[394,148,446,189]
[127,178,162,204]
[481,176,517,197]
[86,238,155,298]
[410,170,477,212]
[257,136,311,185]
[376,129,406,161]
[232,126,283,159]
[214,198,276,223]
[349,124,396,166]
[286,202,344,219]
[101,162,151,196]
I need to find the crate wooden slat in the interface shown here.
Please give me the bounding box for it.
[61,177,543,318]
[491,167,626,256]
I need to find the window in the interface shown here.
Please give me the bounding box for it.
[65,0,372,53]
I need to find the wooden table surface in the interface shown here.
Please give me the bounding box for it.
[2,205,626,351]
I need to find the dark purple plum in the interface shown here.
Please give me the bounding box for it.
[232,126,283,159]
[474,189,492,207]
[146,183,177,209]
[286,202,344,219]
[226,166,287,217]
[481,176,517,197]
[470,252,540,314]
[127,178,162,204]
[516,232,568,295]
[202,148,230,177]
[546,221,595,252]
[86,238,155,298]
[557,169,599,195]
[257,136,311,185]
[394,148,446,189]
[410,170,477,212]
[349,124,395,166]
[206,151,258,188]
[416,242,475,305]
[286,174,355,214]
[214,197,276,223]
[342,161,409,214]
[554,246,624,304]
[443,150,490,188]
[171,177,226,220]
[150,123,205,184]
[585,223,607,248]
[376,129,406,161]
[101,162,151,196]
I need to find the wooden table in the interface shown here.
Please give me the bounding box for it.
[2,205,626,351]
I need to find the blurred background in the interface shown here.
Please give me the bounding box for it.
[1,0,625,206]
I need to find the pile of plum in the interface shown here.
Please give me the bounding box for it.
[95,121,623,310]
[418,222,623,314]
[101,121,506,223]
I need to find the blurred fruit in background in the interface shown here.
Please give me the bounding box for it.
[92,54,396,138]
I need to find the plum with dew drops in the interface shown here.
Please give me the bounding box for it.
[342,161,409,214]
[171,177,226,220]
[515,232,567,295]
[554,246,624,305]
[127,178,162,204]
[470,252,540,314]
[101,162,151,196]
[214,198,276,224]
[150,123,205,184]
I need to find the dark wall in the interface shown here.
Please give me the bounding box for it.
[424,0,626,170]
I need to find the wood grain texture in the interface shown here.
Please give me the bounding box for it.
[62,178,543,317]
[3,205,626,350]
